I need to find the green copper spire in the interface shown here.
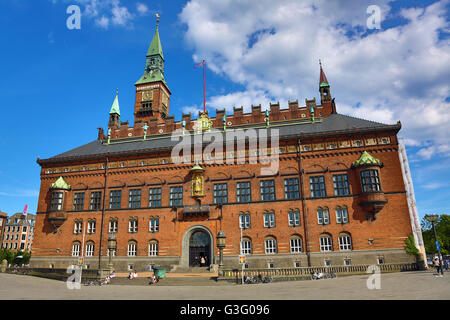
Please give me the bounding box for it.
[109,89,120,115]
[351,151,382,168]
[135,16,167,86]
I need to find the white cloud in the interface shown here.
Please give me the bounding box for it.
[179,0,450,159]
[137,3,149,15]
[111,1,133,26]
[96,15,109,29]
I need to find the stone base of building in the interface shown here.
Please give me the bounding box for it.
[30,249,417,273]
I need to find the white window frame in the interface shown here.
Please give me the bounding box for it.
[290,237,303,253]
[336,208,349,224]
[74,221,82,234]
[109,220,118,233]
[87,220,96,234]
[72,243,81,257]
[129,219,138,233]
[339,234,352,251]
[128,242,137,256]
[317,209,330,225]
[288,211,300,226]
[148,242,158,256]
[264,239,277,254]
[86,243,94,257]
[320,236,333,252]
[240,239,252,255]
[239,215,250,229]
[149,219,159,233]
[263,213,275,228]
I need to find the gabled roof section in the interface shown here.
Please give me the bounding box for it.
[351,151,382,168]
[37,113,401,165]
[50,176,71,190]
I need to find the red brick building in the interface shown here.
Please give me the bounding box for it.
[2,212,35,252]
[31,23,424,271]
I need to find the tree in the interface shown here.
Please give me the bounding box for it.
[405,233,419,255]
[421,214,450,256]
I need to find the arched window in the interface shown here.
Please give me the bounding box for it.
[148,240,158,256]
[339,232,352,251]
[317,207,330,225]
[264,236,277,254]
[290,235,303,253]
[72,241,81,257]
[319,234,333,252]
[128,240,137,256]
[85,241,95,257]
[240,236,252,255]
[239,212,251,229]
[87,219,96,234]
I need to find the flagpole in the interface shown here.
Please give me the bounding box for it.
[203,60,206,113]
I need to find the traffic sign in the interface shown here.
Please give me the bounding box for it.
[436,241,440,251]
[239,255,245,264]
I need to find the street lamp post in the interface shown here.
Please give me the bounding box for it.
[425,214,443,275]
[107,232,116,271]
[216,230,226,268]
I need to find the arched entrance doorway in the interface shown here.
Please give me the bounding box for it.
[181,225,215,268]
[189,230,210,267]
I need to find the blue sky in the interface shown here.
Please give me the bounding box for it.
[0,0,448,220]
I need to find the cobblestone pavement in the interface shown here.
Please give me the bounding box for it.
[0,270,448,300]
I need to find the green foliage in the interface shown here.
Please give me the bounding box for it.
[421,214,450,256]
[0,249,31,266]
[405,233,419,255]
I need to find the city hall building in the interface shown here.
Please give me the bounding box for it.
[30,23,424,272]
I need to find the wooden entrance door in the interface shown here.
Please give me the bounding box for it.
[189,230,210,267]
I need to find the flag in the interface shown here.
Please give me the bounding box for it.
[23,205,28,217]
[194,61,205,69]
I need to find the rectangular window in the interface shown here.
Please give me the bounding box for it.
[50,192,63,211]
[339,235,352,251]
[89,191,102,211]
[361,170,381,192]
[86,243,94,257]
[128,189,141,208]
[284,178,300,199]
[109,220,118,233]
[333,174,350,196]
[22,226,27,233]
[149,188,162,208]
[288,211,300,226]
[74,221,82,234]
[265,239,277,254]
[239,215,251,229]
[213,183,228,204]
[128,243,137,256]
[290,238,302,253]
[72,243,80,257]
[240,240,252,255]
[148,242,158,256]
[149,219,159,233]
[264,213,275,228]
[320,237,333,252]
[73,192,85,211]
[310,176,326,198]
[236,181,251,203]
[336,208,349,224]
[260,180,276,201]
[169,186,183,207]
[129,219,138,233]
[317,209,330,225]
[109,190,122,209]
[87,221,96,234]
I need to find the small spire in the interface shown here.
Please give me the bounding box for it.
[319,59,329,87]
[109,89,120,115]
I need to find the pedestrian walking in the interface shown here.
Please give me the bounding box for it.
[433,257,441,274]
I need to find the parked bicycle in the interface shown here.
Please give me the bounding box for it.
[311,271,336,280]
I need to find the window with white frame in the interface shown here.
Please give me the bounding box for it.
[263,212,275,228]
[239,214,251,229]
[50,191,64,211]
[72,242,81,257]
[320,235,333,251]
[240,237,252,255]
[290,236,303,253]
[336,207,349,224]
[288,210,300,226]
[74,221,82,234]
[85,242,95,256]
[339,233,352,251]
[317,208,330,225]
[148,240,158,256]
[128,241,137,256]
[87,220,96,234]
[109,219,118,233]
[129,218,138,233]
[264,237,277,254]
[149,218,159,233]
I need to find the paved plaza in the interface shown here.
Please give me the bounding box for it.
[0,270,448,300]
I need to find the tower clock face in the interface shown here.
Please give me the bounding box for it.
[142,90,153,101]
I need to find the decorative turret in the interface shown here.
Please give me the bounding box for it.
[134,14,171,124]
[108,89,120,128]
[319,60,331,104]
[352,151,387,221]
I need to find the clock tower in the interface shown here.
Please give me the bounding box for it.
[134,18,171,125]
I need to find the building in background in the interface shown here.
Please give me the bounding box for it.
[2,213,35,252]
[0,211,7,248]
[31,21,423,272]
